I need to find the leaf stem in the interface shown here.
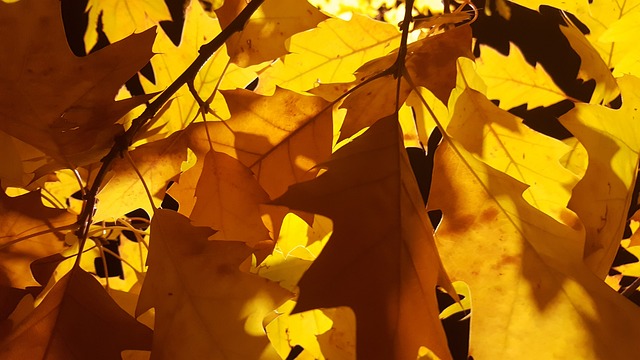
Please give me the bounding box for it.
[73,0,266,266]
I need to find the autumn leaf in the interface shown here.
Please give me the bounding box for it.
[84,0,172,50]
[190,150,271,246]
[273,115,454,360]
[92,132,187,222]
[315,25,473,141]
[559,75,640,278]
[0,0,155,167]
[215,0,329,67]
[0,190,75,290]
[136,209,291,359]
[182,87,333,199]
[476,42,569,109]
[447,58,580,222]
[137,0,258,142]
[0,267,152,359]
[256,13,401,94]
[429,138,640,359]
[559,19,619,104]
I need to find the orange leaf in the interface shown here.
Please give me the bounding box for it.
[0,0,155,167]
[273,115,454,360]
[0,267,152,359]
[136,209,291,359]
[191,151,271,246]
[0,190,75,289]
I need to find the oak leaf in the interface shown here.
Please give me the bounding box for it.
[315,25,473,141]
[476,42,568,109]
[256,13,401,93]
[430,137,640,359]
[273,115,454,360]
[559,75,640,277]
[0,190,75,290]
[182,87,333,199]
[190,151,271,245]
[138,0,258,142]
[215,0,329,67]
[0,267,152,359]
[136,209,291,359]
[93,132,187,222]
[0,0,155,167]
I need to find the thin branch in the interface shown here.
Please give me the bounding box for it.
[73,0,266,265]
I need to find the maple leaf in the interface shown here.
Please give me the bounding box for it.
[429,136,640,359]
[559,75,640,278]
[0,267,152,359]
[476,42,569,109]
[273,115,455,360]
[215,0,329,67]
[0,190,75,290]
[190,151,271,245]
[256,13,401,93]
[0,0,155,168]
[136,209,291,359]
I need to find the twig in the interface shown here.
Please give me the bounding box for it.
[73,0,265,266]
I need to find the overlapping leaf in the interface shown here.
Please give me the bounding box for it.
[215,0,329,67]
[559,75,640,277]
[84,0,172,50]
[138,1,258,142]
[429,138,640,359]
[0,190,75,289]
[476,42,568,109]
[256,14,401,93]
[273,115,454,360]
[0,0,155,168]
[314,25,473,141]
[136,209,291,359]
[0,267,152,359]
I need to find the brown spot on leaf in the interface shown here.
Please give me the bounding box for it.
[480,207,499,223]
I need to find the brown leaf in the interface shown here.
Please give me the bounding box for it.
[273,115,454,360]
[0,0,155,167]
[0,190,75,289]
[136,209,291,359]
[0,267,152,359]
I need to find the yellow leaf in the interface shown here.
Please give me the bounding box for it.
[139,1,258,143]
[559,75,640,277]
[559,20,619,104]
[215,0,329,67]
[84,0,171,50]
[476,42,569,109]
[136,209,291,359]
[429,138,640,359]
[93,133,187,222]
[449,60,580,221]
[257,14,400,93]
